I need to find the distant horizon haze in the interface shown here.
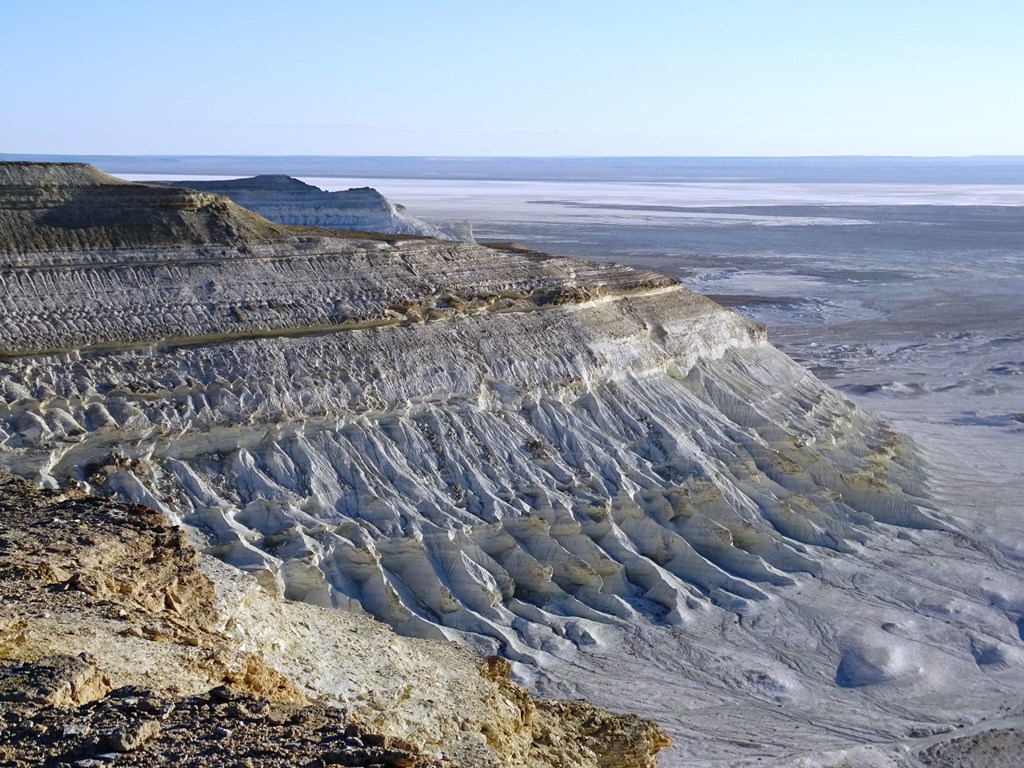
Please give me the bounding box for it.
[5,154,1024,186]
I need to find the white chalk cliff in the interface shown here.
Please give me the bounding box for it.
[161,175,474,240]
[3,163,1023,767]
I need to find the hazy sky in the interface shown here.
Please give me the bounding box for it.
[4,0,1023,156]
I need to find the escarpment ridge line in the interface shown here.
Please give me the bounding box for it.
[0,283,685,360]
[0,161,426,256]
[0,165,680,357]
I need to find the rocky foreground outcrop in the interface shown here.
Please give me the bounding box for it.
[0,473,669,767]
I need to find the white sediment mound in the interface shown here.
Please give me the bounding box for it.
[3,164,1024,766]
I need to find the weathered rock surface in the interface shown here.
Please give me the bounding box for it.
[162,175,473,240]
[0,474,306,703]
[0,473,669,767]
[1,666,445,767]
[916,727,1024,768]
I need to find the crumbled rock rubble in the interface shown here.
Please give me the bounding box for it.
[0,674,437,768]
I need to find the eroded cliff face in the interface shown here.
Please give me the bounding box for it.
[0,163,675,767]
[6,162,1019,766]
[0,165,935,654]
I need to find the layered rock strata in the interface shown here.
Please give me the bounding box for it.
[0,165,937,654]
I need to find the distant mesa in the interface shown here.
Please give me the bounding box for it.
[177,174,318,193]
[0,164,428,255]
[161,174,475,241]
[0,160,128,187]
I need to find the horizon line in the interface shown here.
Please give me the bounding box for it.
[5,153,1024,161]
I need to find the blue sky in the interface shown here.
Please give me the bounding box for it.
[3,0,1023,156]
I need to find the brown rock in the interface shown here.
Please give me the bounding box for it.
[0,654,111,708]
[107,719,161,752]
